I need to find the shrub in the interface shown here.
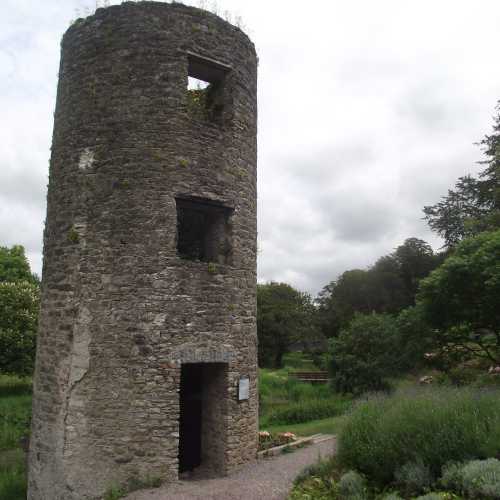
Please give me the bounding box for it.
[395,460,433,497]
[0,281,39,377]
[380,494,404,500]
[330,313,399,394]
[417,230,500,366]
[337,386,500,485]
[336,470,367,499]
[414,494,452,500]
[441,458,500,498]
[264,397,351,426]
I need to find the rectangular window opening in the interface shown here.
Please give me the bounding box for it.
[186,52,230,123]
[176,196,233,265]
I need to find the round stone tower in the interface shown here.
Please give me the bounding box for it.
[28,2,258,499]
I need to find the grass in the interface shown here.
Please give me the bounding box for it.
[0,375,31,500]
[0,449,26,500]
[259,352,352,434]
[266,414,349,437]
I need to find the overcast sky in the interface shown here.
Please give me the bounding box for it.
[2,0,500,295]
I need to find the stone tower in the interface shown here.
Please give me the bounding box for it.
[28,2,258,499]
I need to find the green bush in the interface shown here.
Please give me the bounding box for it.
[414,494,452,500]
[337,470,367,499]
[441,458,500,499]
[330,313,400,394]
[263,397,351,426]
[395,460,433,497]
[337,387,500,485]
[282,352,316,370]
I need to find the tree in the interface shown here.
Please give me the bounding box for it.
[0,280,39,376]
[423,101,500,248]
[392,238,438,300]
[317,238,438,338]
[417,230,500,365]
[0,245,38,284]
[329,313,400,394]
[0,244,40,376]
[257,282,321,368]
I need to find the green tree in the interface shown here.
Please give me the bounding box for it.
[329,313,399,394]
[257,282,321,368]
[0,245,38,284]
[392,237,439,300]
[417,230,500,364]
[317,238,438,338]
[395,305,436,371]
[424,101,500,248]
[0,280,39,376]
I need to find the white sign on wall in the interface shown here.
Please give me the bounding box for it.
[238,377,250,401]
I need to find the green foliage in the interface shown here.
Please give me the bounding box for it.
[257,283,323,368]
[0,375,31,500]
[0,281,39,376]
[317,238,439,338]
[263,396,351,426]
[67,226,79,243]
[0,246,37,284]
[337,387,500,485]
[441,458,500,499]
[104,485,126,500]
[104,474,162,500]
[414,494,457,500]
[0,450,26,500]
[395,460,433,497]
[0,376,32,451]
[337,470,367,499]
[395,305,436,371]
[282,352,317,370]
[424,101,500,248]
[329,313,400,394]
[418,230,500,365]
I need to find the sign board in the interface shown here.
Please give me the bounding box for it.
[238,377,250,401]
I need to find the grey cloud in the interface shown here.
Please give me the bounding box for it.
[4,0,500,296]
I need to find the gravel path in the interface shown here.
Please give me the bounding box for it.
[126,437,336,500]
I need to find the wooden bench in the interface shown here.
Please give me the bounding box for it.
[289,371,330,384]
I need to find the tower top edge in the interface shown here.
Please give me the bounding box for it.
[63,1,255,52]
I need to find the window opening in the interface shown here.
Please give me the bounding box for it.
[186,52,230,123]
[176,197,233,264]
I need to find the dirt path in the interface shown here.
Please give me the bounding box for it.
[126,436,336,500]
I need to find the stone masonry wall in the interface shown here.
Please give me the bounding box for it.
[28,3,258,499]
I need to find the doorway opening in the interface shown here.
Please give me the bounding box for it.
[178,363,228,476]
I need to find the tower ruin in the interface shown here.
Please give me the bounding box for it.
[28,2,258,498]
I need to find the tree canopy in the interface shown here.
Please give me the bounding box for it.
[317,238,439,337]
[417,230,500,364]
[423,101,500,248]
[0,244,40,376]
[0,245,38,284]
[257,282,322,368]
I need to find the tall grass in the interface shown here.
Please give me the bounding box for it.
[263,397,351,426]
[0,450,26,500]
[0,375,32,453]
[0,375,31,500]
[259,367,351,428]
[338,386,500,485]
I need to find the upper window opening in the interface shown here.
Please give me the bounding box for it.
[176,196,233,265]
[186,52,230,124]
